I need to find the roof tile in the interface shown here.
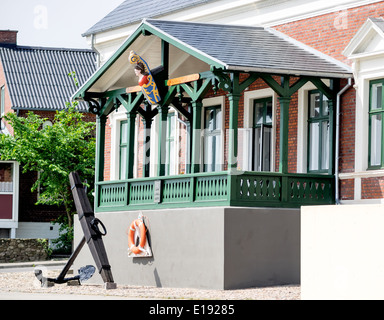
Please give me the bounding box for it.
[0,45,97,111]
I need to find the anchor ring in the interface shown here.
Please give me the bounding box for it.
[90,218,107,236]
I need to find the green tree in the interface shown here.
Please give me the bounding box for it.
[0,104,96,231]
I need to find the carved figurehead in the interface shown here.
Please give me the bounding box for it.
[134,62,149,86]
[129,50,161,105]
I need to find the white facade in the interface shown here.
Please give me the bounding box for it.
[342,18,384,204]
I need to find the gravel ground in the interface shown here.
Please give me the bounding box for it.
[0,270,300,300]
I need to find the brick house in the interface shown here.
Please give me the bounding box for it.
[0,30,97,240]
[71,0,384,290]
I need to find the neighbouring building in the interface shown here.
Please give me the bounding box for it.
[71,0,384,290]
[0,30,97,242]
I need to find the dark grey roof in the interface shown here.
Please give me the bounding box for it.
[146,19,352,78]
[83,0,218,36]
[0,45,97,111]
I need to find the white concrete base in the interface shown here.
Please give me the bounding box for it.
[302,204,384,300]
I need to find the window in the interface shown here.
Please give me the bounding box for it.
[165,112,176,175]
[204,105,222,172]
[307,90,330,172]
[119,120,128,179]
[369,79,384,169]
[0,162,14,220]
[253,98,273,171]
[0,86,4,117]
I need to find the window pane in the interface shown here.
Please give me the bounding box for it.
[309,122,320,171]
[206,109,215,131]
[120,121,128,144]
[371,114,382,166]
[310,93,321,118]
[214,135,222,171]
[0,163,13,192]
[168,113,175,138]
[204,106,222,172]
[253,126,272,172]
[322,96,329,116]
[254,102,264,125]
[371,83,383,111]
[253,127,262,171]
[204,135,214,172]
[321,121,330,170]
[263,127,272,171]
[266,101,273,124]
[119,146,127,179]
[215,109,222,130]
[170,139,176,175]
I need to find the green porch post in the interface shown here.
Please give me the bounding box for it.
[279,97,291,174]
[191,100,203,173]
[227,92,241,170]
[125,111,137,179]
[157,105,169,176]
[95,115,107,183]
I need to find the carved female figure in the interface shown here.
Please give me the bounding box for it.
[134,62,149,86]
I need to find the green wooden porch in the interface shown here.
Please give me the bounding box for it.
[72,19,352,212]
[96,171,334,211]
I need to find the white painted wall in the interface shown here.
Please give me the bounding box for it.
[301,204,384,300]
[16,222,61,248]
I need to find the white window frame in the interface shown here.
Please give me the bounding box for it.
[0,161,19,238]
[202,96,225,172]
[243,88,277,172]
[109,106,140,180]
[297,80,331,174]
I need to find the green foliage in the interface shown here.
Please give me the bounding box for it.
[68,71,79,87]
[51,223,73,255]
[0,103,96,230]
[37,238,53,258]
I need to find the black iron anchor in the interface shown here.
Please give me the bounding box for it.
[34,172,116,289]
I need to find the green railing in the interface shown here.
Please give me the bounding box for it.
[95,171,335,212]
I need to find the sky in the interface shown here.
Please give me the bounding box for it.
[0,0,124,49]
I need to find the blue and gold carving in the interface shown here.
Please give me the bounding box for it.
[129,51,161,105]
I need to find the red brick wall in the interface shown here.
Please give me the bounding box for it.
[340,179,354,201]
[273,3,384,200]
[273,2,384,66]
[362,177,384,199]
[338,80,356,174]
